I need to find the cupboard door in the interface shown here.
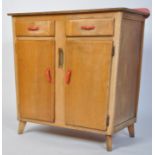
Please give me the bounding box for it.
[15,39,55,122]
[65,40,113,130]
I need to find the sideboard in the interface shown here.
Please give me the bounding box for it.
[8,8,150,151]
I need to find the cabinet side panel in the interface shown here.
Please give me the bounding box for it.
[114,18,144,126]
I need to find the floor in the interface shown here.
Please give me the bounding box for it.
[3,106,152,155]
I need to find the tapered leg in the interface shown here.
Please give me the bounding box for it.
[128,124,135,137]
[106,135,112,151]
[18,121,27,134]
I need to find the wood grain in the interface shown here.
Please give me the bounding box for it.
[15,39,55,122]
[55,18,66,125]
[15,20,55,37]
[65,40,113,130]
[106,12,123,135]
[66,18,114,36]
[114,19,144,126]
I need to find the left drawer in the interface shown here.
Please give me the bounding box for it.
[15,20,55,37]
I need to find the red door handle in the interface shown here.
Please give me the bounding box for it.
[45,68,52,83]
[28,26,39,31]
[65,70,72,84]
[81,26,95,30]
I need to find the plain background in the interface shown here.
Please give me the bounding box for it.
[2,0,152,155]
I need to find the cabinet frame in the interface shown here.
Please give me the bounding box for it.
[12,12,145,134]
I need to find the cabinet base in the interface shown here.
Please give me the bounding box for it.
[17,120,135,151]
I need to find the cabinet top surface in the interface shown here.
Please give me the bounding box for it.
[8,7,150,18]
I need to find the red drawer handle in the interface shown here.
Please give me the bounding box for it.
[65,70,72,84]
[45,68,52,83]
[81,26,95,30]
[28,26,39,31]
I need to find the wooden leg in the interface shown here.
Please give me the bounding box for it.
[128,124,135,137]
[106,135,112,151]
[18,121,27,134]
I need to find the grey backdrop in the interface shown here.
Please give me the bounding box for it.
[3,0,152,155]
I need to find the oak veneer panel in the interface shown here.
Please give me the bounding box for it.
[65,40,113,130]
[114,19,144,125]
[66,18,114,36]
[15,39,55,122]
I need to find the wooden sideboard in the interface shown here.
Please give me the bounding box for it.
[8,8,150,151]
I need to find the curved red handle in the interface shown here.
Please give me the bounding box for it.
[65,70,72,84]
[45,68,52,83]
[28,26,39,31]
[81,26,95,30]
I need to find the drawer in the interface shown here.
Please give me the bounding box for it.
[15,20,55,36]
[66,18,114,36]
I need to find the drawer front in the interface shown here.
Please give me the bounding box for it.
[66,18,114,36]
[15,20,55,36]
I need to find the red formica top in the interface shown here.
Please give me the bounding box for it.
[134,8,150,15]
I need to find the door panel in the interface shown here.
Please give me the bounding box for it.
[15,39,55,122]
[65,40,113,130]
